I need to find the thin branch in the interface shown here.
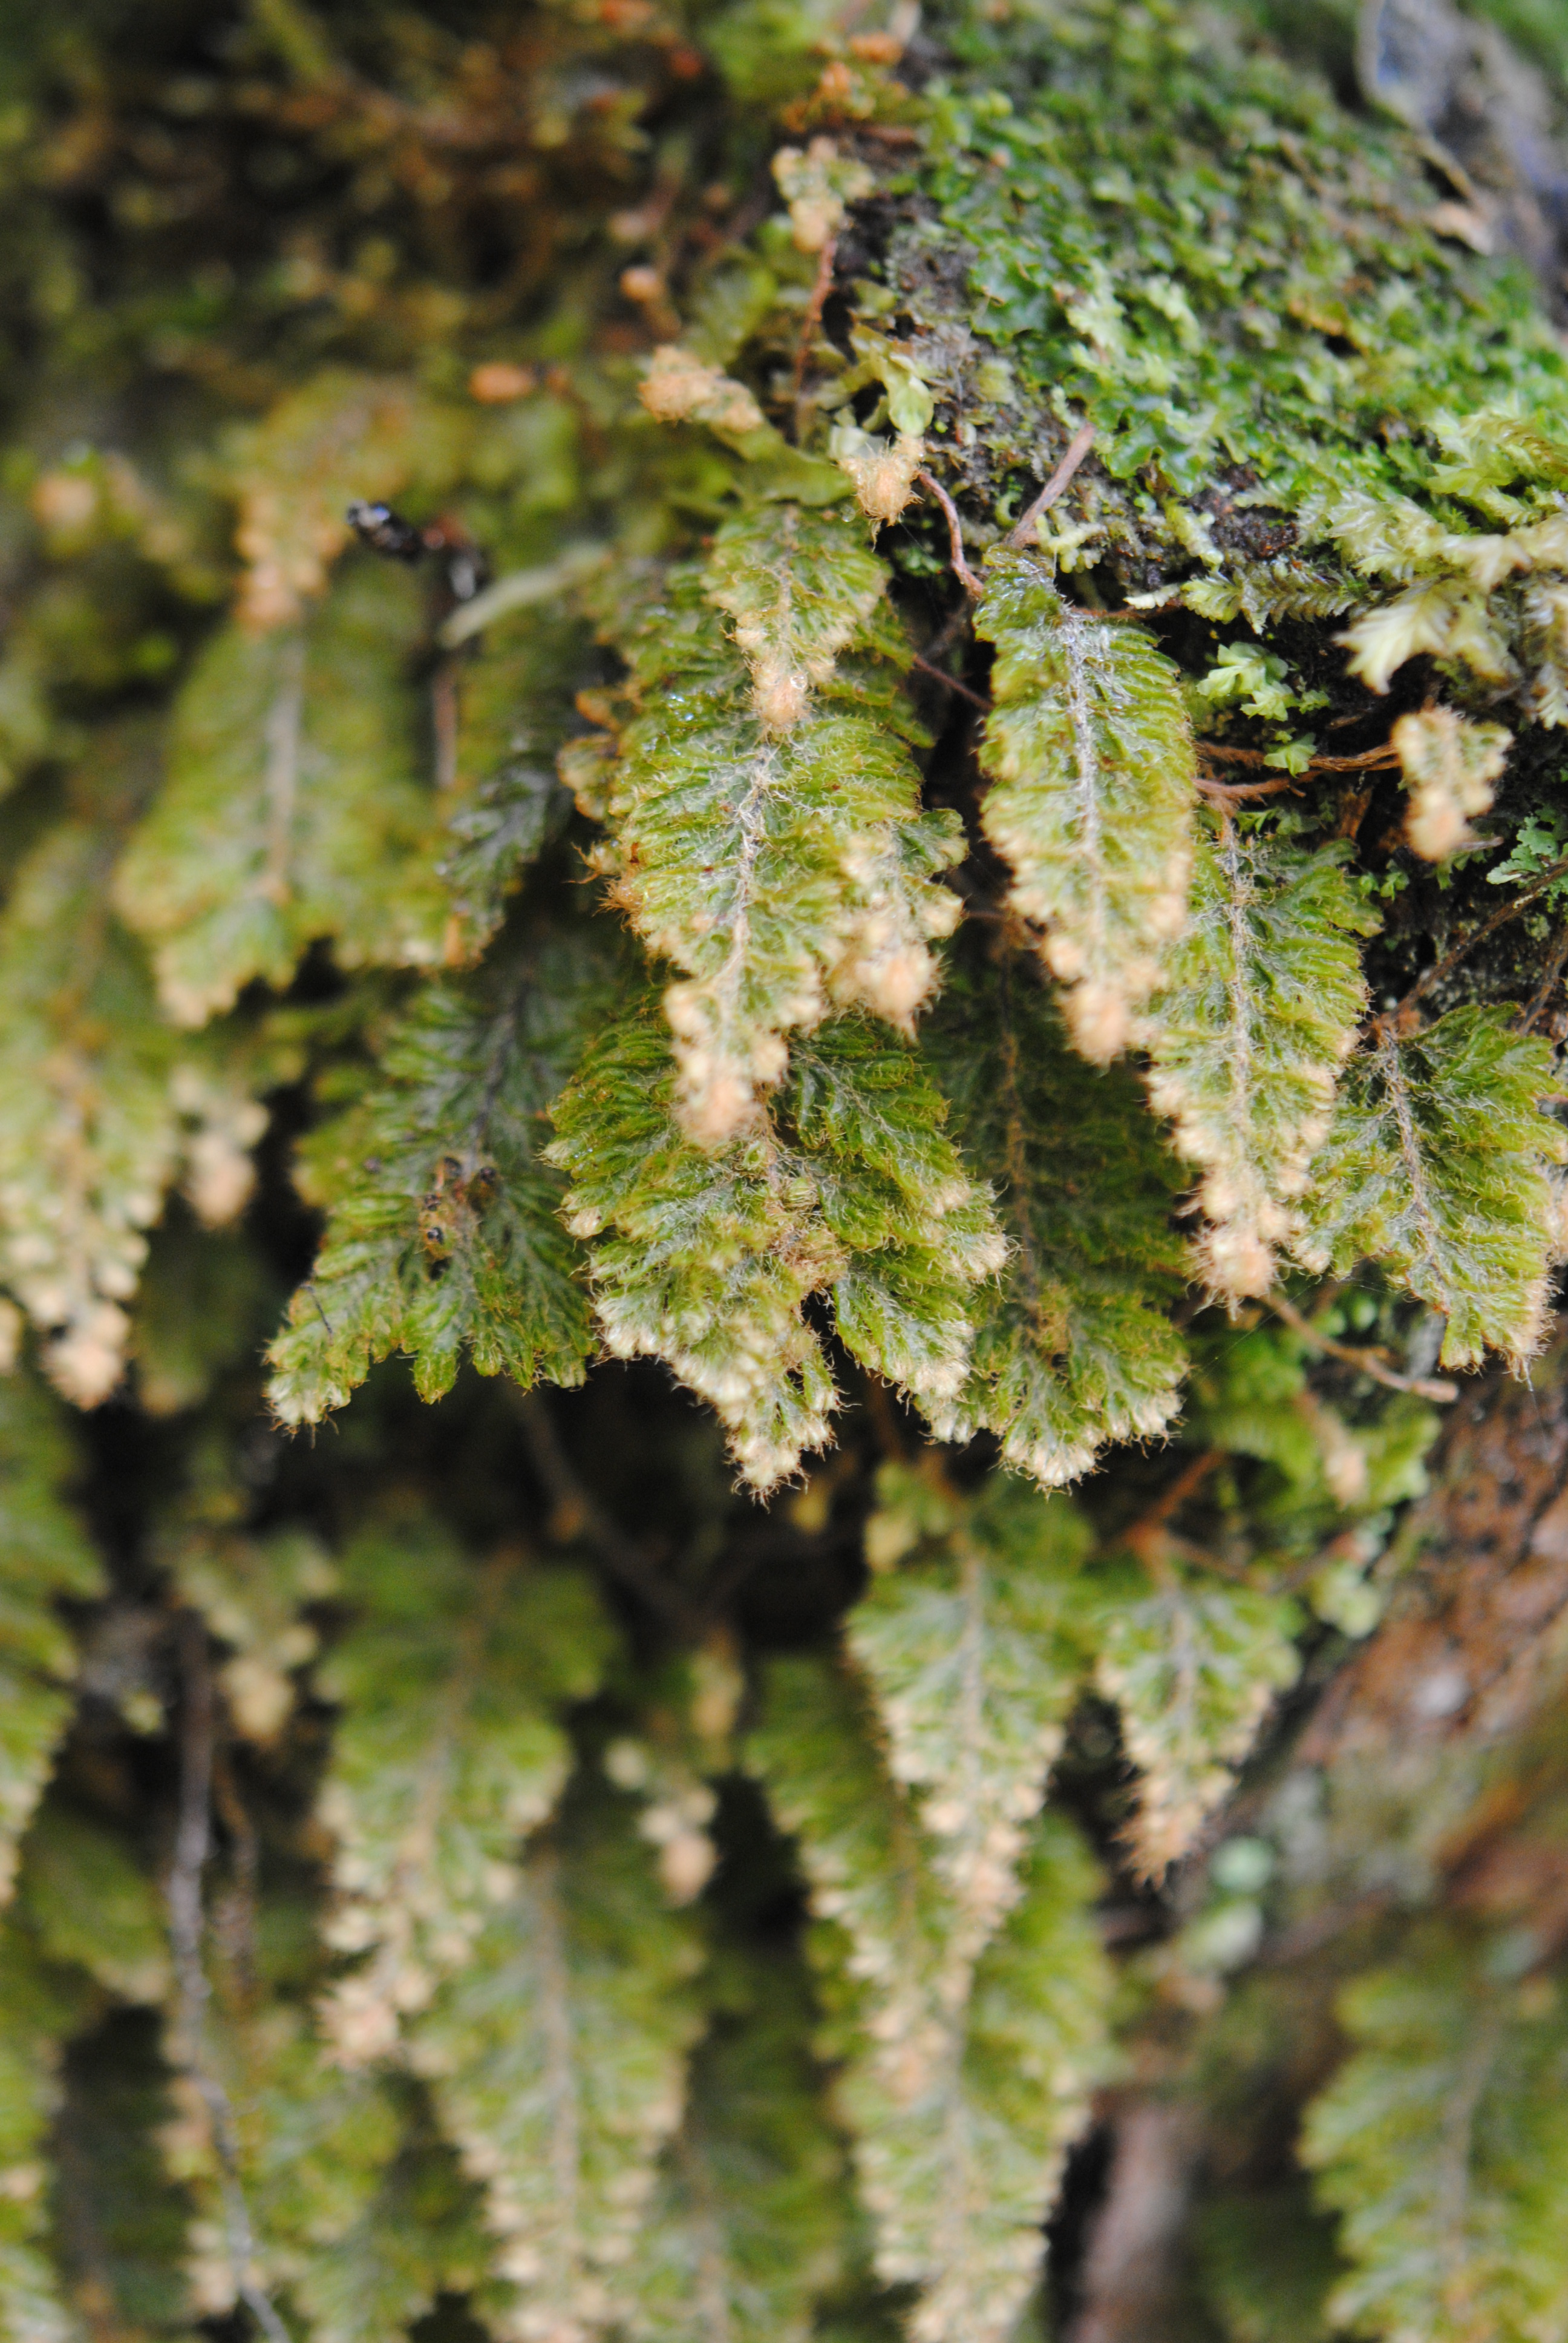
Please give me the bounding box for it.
[1005,419,1097,548]
[431,660,460,793]
[168,1616,291,2343]
[918,601,974,668]
[1260,1886,1395,1967]
[1197,739,1399,773]
[1114,1448,1225,1565]
[1268,1290,1459,1401]
[1373,853,1568,1035]
[1520,921,1568,1034]
[1194,741,1401,808]
[915,471,984,598]
[1195,772,1302,806]
[792,235,837,439]
[515,1390,702,1634]
[1066,2101,1201,2343]
[909,650,990,707]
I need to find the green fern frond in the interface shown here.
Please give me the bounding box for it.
[0,1923,85,2343]
[976,554,1196,1064]
[1299,1007,1567,1368]
[1141,821,1376,1300]
[624,1952,851,2343]
[548,1011,1002,1489]
[0,1381,103,1894]
[1302,1926,1568,2343]
[1093,1560,1301,1877]
[408,1788,705,2343]
[848,1465,1091,1968]
[267,920,613,1422]
[578,543,961,1149]
[750,1657,1111,2343]
[0,804,252,1406]
[923,942,1189,1484]
[313,1521,614,2061]
[116,566,446,1027]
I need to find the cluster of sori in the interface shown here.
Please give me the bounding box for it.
[4,1,1568,2339]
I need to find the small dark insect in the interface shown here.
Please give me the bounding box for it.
[345,500,426,560]
[346,502,491,603]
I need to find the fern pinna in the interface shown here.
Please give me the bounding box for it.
[4,1,1568,2339]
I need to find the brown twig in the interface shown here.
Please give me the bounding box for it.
[909,650,990,707]
[1006,419,1097,548]
[792,235,837,439]
[1261,1886,1396,1967]
[1520,922,1568,1034]
[168,1617,291,2343]
[1194,735,1400,808]
[915,471,984,598]
[1373,853,1568,1036]
[1195,772,1302,806]
[1268,1290,1459,1401]
[1066,2101,1202,2343]
[1115,1448,1225,1564]
[515,1390,701,1634]
[1197,739,1400,773]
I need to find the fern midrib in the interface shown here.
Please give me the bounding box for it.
[348,1548,520,1996]
[1218,818,1258,1183]
[531,1844,585,2307]
[708,744,782,1046]
[1434,2002,1504,2312]
[1379,1027,1446,1288]
[1063,609,1109,960]
[261,632,305,909]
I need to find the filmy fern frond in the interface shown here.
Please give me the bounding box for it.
[0,1924,83,2343]
[924,940,1189,1484]
[1140,821,1376,1300]
[0,1381,102,1898]
[267,920,612,1423]
[116,566,446,1028]
[750,1657,1111,2343]
[580,539,962,1149]
[1093,1559,1301,1878]
[547,1010,1002,1490]
[0,802,263,1407]
[1298,1006,1567,1368]
[408,1788,705,2343]
[976,552,1196,1064]
[314,1522,614,2063]
[623,1953,850,2343]
[1302,1925,1568,2343]
[848,1464,1091,1970]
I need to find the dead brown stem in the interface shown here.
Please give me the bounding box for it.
[1005,419,1097,548]
[792,236,837,438]
[1269,1289,1459,1402]
[915,470,984,597]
